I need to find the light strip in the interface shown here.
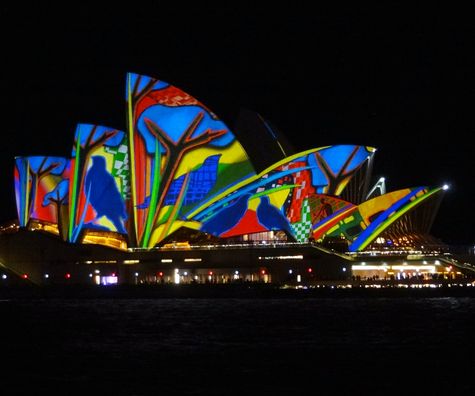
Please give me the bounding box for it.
[352,265,436,272]
[127,73,139,244]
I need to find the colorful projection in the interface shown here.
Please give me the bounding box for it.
[14,156,69,231]
[187,145,373,242]
[126,72,255,248]
[13,72,445,252]
[315,187,445,251]
[308,145,375,195]
[68,124,129,243]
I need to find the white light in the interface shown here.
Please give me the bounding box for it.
[392,265,436,272]
[101,276,118,285]
[352,265,386,270]
[288,269,293,274]
[259,255,303,260]
[442,184,449,190]
[174,268,180,284]
[161,259,173,263]
[134,272,139,277]
[44,274,49,278]
[235,270,239,275]
[1,274,7,279]
[342,268,347,272]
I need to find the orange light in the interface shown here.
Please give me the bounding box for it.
[261,269,266,275]
[158,272,164,277]
[209,271,213,276]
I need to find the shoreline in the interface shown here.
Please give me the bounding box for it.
[1,282,475,299]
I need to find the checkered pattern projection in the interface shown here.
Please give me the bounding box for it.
[290,198,312,242]
[105,141,130,200]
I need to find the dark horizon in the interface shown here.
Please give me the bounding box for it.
[1,5,473,245]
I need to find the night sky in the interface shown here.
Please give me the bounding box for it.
[1,4,473,245]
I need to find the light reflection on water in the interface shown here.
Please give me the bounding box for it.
[0,297,474,394]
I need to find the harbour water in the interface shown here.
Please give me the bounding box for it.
[0,291,474,394]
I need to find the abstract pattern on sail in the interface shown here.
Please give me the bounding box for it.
[315,187,445,251]
[192,146,371,242]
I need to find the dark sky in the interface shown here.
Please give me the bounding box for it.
[0,4,473,245]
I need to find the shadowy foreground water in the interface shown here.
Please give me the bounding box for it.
[0,286,474,394]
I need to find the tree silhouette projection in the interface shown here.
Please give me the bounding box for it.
[42,179,69,240]
[140,114,226,246]
[308,145,372,196]
[126,73,249,248]
[15,156,68,228]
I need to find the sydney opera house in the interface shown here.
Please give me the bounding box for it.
[1,72,473,286]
